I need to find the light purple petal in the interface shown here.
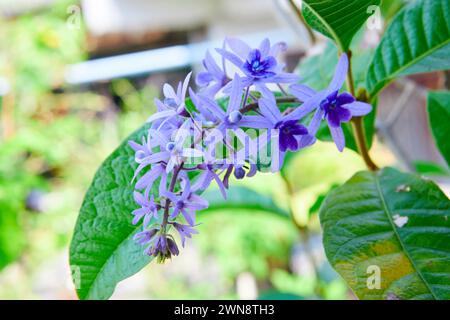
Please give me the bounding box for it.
[255,83,274,100]
[216,48,245,71]
[163,83,177,100]
[269,73,301,84]
[204,50,223,78]
[228,75,243,113]
[133,191,147,206]
[290,84,316,101]
[240,115,272,129]
[308,108,325,136]
[258,97,281,124]
[284,90,328,121]
[181,72,192,99]
[199,95,226,118]
[226,37,252,59]
[328,53,348,93]
[345,101,372,117]
[147,109,176,124]
[181,209,195,226]
[259,38,271,58]
[135,165,163,190]
[330,125,345,152]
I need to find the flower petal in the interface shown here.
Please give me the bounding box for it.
[226,37,252,59]
[345,101,372,117]
[240,115,272,129]
[258,97,280,124]
[328,53,348,93]
[290,84,316,101]
[216,48,244,71]
[330,125,346,152]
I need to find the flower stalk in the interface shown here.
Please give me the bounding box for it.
[346,50,379,171]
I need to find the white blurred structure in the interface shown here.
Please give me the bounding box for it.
[81,0,282,37]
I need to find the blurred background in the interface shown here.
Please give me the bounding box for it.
[0,0,448,300]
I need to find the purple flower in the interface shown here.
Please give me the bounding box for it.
[290,54,372,152]
[132,192,159,227]
[192,151,228,199]
[216,38,299,98]
[257,97,315,152]
[198,75,270,132]
[147,73,192,129]
[134,228,158,246]
[171,222,199,247]
[162,181,209,226]
[196,43,230,97]
[145,120,204,173]
[146,234,179,261]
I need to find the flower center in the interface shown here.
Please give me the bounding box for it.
[176,201,184,210]
[227,111,243,125]
[166,142,176,152]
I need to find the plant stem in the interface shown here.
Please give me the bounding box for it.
[240,96,298,113]
[346,50,379,172]
[288,0,317,45]
[162,163,183,229]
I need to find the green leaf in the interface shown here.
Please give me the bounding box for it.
[202,186,289,218]
[367,0,450,99]
[69,124,153,300]
[320,167,450,300]
[302,0,381,52]
[0,201,24,271]
[428,91,450,167]
[414,161,449,177]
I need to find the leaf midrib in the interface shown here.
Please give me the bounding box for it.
[302,1,344,52]
[373,172,438,300]
[368,24,450,99]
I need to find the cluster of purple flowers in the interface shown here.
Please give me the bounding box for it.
[129,38,372,262]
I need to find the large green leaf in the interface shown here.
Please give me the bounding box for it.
[320,167,450,300]
[428,92,450,167]
[69,124,152,300]
[202,186,289,218]
[367,0,450,99]
[302,0,381,52]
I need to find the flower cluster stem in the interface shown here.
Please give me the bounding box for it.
[162,163,184,229]
[346,50,379,172]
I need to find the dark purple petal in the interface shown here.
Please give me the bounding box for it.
[337,92,355,105]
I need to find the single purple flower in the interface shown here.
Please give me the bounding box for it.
[171,222,199,247]
[132,191,159,227]
[134,228,158,246]
[196,44,230,97]
[147,72,192,129]
[145,120,204,173]
[290,54,372,152]
[257,97,315,152]
[192,150,228,199]
[198,75,270,133]
[216,38,299,98]
[162,181,209,226]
